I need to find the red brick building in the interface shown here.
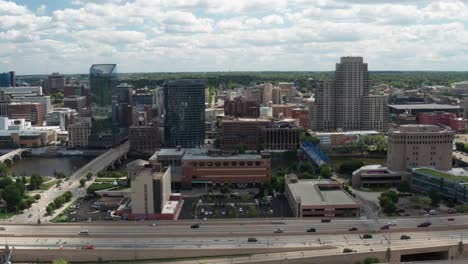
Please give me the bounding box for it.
[224,97,260,118]
[291,108,310,129]
[7,102,44,125]
[181,150,271,189]
[418,112,468,131]
[271,104,294,118]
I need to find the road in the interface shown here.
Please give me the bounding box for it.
[9,142,129,224]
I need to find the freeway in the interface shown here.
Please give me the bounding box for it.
[2,214,467,237]
[9,142,129,224]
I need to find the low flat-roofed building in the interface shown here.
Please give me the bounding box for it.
[181,149,271,189]
[352,164,411,188]
[410,167,468,203]
[285,174,360,218]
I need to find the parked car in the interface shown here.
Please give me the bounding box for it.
[448,218,455,221]
[321,219,331,223]
[362,234,373,239]
[191,224,200,229]
[82,244,95,250]
[343,248,353,253]
[349,227,358,231]
[247,237,258,242]
[0,227,5,231]
[429,210,438,215]
[274,228,284,233]
[400,235,411,240]
[306,228,316,233]
[78,230,89,235]
[417,221,431,227]
[448,208,457,214]
[388,221,398,226]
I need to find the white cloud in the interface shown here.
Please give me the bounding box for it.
[0,0,468,73]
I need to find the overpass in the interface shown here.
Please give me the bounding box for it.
[0,148,30,164]
[10,142,130,224]
[300,142,330,166]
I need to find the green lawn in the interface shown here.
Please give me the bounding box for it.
[40,180,58,190]
[415,168,467,182]
[0,212,14,219]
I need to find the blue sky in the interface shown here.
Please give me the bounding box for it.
[1,0,468,74]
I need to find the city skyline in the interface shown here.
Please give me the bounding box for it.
[1,0,468,74]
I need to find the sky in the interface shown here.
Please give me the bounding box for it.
[1,0,468,74]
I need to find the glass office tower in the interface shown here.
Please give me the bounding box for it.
[88,64,120,148]
[164,79,205,148]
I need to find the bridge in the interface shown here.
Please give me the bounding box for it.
[300,142,330,166]
[0,148,30,164]
[10,142,130,224]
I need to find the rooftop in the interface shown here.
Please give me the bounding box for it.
[389,104,460,110]
[90,64,116,75]
[413,168,468,182]
[286,176,358,206]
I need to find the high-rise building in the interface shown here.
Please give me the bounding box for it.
[387,125,454,171]
[0,72,15,87]
[164,79,205,148]
[312,57,388,132]
[129,125,160,155]
[43,72,66,94]
[361,95,389,131]
[88,64,122,148]
[262,83,273,105]
[63,96,87,115]
[334,57,368,131]
[224,97,260,118]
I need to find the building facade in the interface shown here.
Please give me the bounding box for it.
[224,97,260,118]
[129,125,160,155]
[63,96,87,115]
[68,119,91,148]
[88,64,123,148]
[7,102,44,125]
[43,72,65,94]
[181,149,271,189]
[387,125,454,171]
[164,79,205,148]
[312,57,387,132]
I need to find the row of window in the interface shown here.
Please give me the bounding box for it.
[189,161,264,167]
[391,141,451,144]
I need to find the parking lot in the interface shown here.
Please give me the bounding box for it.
[179,192,292,220]
[60,197,116,222]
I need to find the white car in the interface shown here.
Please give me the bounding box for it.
[239,208,243,212]
[388,221,398,226]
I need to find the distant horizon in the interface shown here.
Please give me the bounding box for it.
[14,70,468,77]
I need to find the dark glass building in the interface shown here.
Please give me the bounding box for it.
[88,64,123,148]
[164,79,205,148]
[0,71,15,87]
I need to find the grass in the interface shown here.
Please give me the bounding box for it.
[87,183,113,193]
[40,180,58,190]
[0,212,14,219]
[415,168,467,182]
[95,178,117,183]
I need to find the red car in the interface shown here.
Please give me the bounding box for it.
[82,244,95,250]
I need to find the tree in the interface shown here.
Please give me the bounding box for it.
[339,160,364,174]
[86,172,93,181]
[397,181,411,193]
[381,191,399,203]
[428,189,441,207]
[0,163,9,177]
[79,178,86,187]
[29,174,44,190]
[299,161,314,173]
[237,144,246,154]
[379,196,396,214]
[2,184,22,212]
[282,150,298,162]
[301,172,316,179]
[319,165,332,178]
[247,205,257,218]
[363,257,380,264]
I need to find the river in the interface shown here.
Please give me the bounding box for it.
[9,156,94,176]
